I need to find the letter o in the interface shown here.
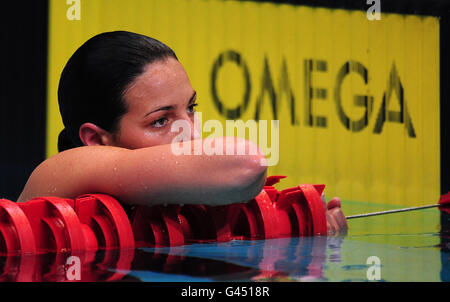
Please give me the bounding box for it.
[211,50,251,119]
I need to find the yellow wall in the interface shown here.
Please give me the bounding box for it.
[48,0,440,207]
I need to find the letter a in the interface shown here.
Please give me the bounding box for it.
[67,0,81,21]
[66,256,81,281]
[366,256,381,281]
[181,289,187,297]
[367,0,381,20]
[373,63,416,138]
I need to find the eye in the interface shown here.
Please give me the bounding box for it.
[187,103,198,114]
[151,117,169,128]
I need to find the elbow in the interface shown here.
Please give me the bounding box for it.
[230,140,268,202]
[239,169,267,203]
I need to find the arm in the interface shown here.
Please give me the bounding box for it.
[18,137,268,206]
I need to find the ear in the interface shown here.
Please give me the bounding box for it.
[79,122,114,146]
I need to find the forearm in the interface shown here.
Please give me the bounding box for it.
[18,137,267,206]
[97,137,268,206]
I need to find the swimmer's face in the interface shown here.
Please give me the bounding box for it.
[111,57,198,149]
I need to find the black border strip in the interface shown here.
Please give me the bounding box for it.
[0,0,49,201]
[232,0,450,17]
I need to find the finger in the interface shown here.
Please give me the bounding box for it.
[330,208,348,231]
[326,211,339,235]
[327,220,332,234]
[327,197,341,210]
[326,197,348,234]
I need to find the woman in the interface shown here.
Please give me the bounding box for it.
[17,31,347,234]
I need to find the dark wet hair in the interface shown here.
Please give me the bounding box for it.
[57,31,178,152]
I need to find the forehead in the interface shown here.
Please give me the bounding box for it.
[123,57,192,112]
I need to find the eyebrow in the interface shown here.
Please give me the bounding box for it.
[144,91,197,117]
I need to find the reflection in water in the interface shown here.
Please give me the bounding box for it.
[0,248,136,282]
[132,236,345,281]
[0,235,346,282]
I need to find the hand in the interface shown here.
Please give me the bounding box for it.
[325,197,348,236]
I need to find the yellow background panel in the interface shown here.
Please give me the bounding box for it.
[48,0,440,208]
